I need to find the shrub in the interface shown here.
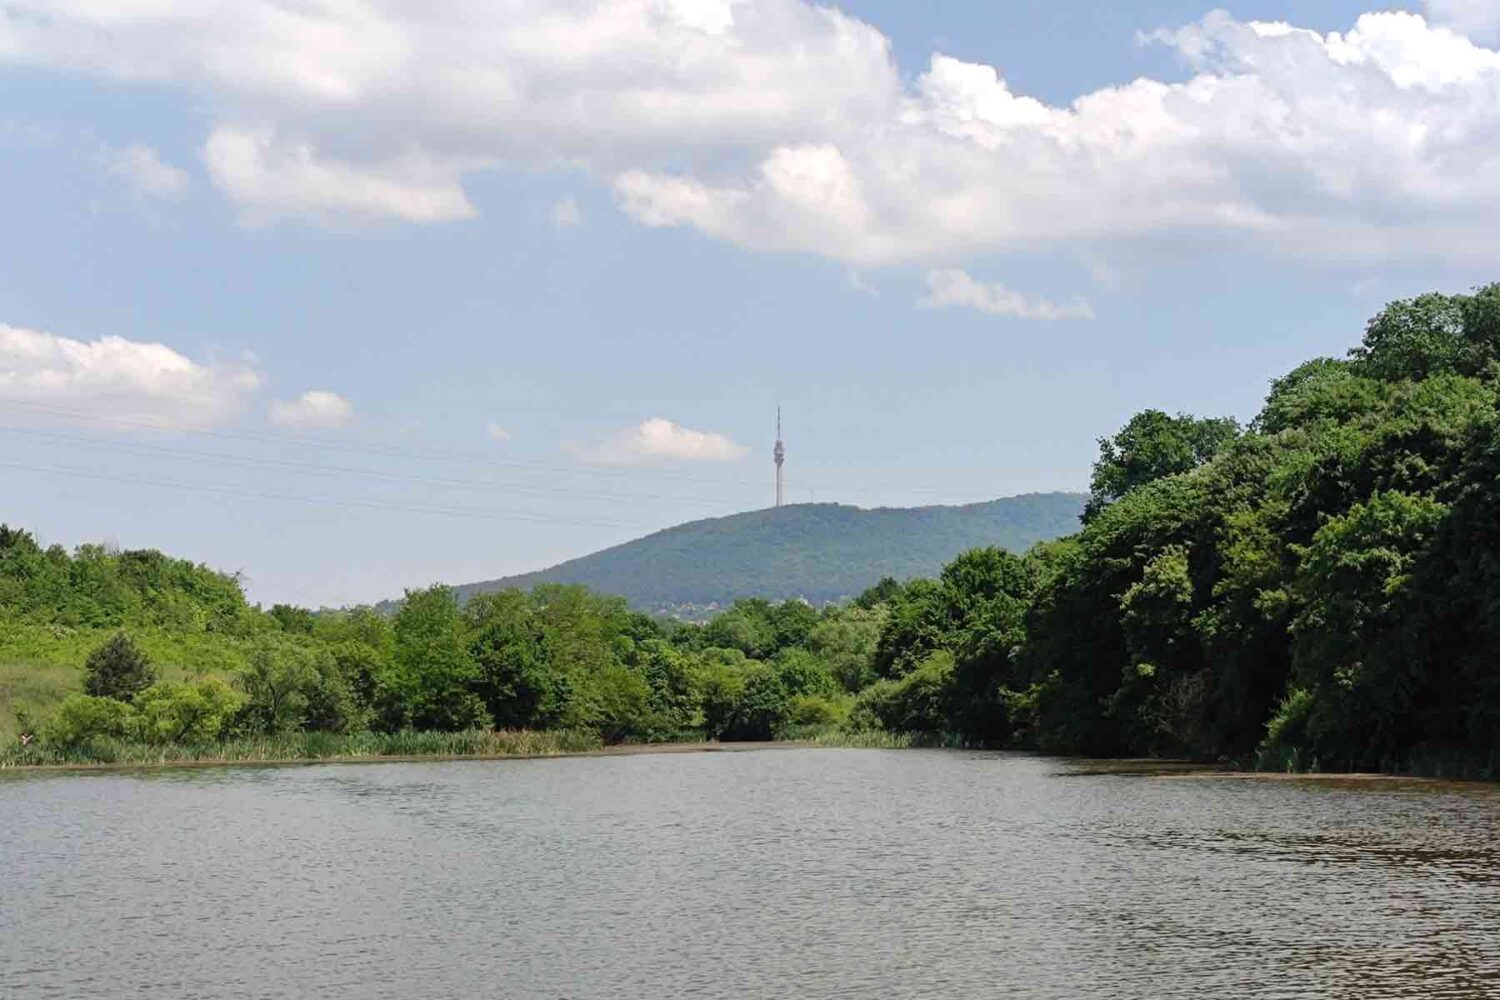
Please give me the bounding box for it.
[785,693,847,728]
[848,650,955,733]
[43,694,135,748]
[82,632,157,703]
[131,679,244,744]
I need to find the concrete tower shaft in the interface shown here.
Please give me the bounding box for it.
[774,407,785,508]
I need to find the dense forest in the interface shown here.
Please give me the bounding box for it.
[444,492,1085,615]
[3,285,1498,776]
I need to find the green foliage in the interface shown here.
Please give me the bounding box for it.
[0,528,252,630]
[237,638,368,735]
[1084,410,1239,521]
[445,493,1085,614]
[384,585,491,732]
[806,606,885,691]
[82,631,157,702]
[131,680,243,744]
[11,283,1500,776]
[42,694,134,749]
[849,651,955,734]
[1351,285,1500,382]
[716,662,790,741]
[465,590,560,728]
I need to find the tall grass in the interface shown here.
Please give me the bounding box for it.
[0,728,604,768]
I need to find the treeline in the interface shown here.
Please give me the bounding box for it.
[855,284,1500,775]
[5,284,1500,774]
[0,530,887,753]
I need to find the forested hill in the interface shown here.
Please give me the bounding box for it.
[452,493,1085,614]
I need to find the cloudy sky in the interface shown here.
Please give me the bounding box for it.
[2,0,1498,606]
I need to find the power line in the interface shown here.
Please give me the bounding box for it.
[0,425,750,510]
[0,399,777,490]
[0,398,1034,505]
[0,459,665,530]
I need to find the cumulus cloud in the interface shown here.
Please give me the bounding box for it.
[552,196,582,230]
[4,3,1500,265]
[268,390,353,430]
[565,417,747,464]
[923,270,1094,321]
[100,143,189,199]
[0,323,259,428]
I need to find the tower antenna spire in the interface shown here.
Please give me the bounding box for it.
[773,406,785,508]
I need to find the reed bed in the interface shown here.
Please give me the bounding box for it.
[0,728,604,769]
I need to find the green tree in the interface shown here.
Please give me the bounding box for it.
[131,680,243,744]
[1084,410,1239,521]
[237,639,318,734]
[466,590,562,728]
[383,585,491,732]
[82,632,157,703]
[807,606,885,691]
[718,663,790,741]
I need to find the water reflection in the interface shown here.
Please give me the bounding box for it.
[1,749,1496,999]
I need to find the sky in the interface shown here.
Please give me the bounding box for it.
[2,0,1498,607]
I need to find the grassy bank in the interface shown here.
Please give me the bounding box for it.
[1,625,252,742]
[0,728,603,769]
[0,727,929,770]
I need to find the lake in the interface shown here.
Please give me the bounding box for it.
[2,748,1497,999]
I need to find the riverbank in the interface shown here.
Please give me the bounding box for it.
[0,728,920,773]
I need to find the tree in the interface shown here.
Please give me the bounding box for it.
[1084,410,1239,521]
[718,663,790,741]
[807,607,885,691]
[466,590,562,728]
[131,680,243,744]
[268,603,317,635]
[854,576,903,609]
[83,632,157,703]
[383,585,490,732]
[849,650,955,734]
[236,639,363,734]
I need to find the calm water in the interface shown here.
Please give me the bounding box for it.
[2,748,1498,999]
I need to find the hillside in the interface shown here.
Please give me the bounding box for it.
[452,492,1085,613]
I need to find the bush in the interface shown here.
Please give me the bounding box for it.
[848,650,955,734]
[786,693,847,728]
[131,679,244,744]
[82,632,156,703]
[43,694,134,748]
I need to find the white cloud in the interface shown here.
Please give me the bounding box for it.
[0,0,892,225]
[565,417,747,464]
[1427,0,1500,43]
[485,420,512,441]
[100,143,189,199]
[268,390,353,430]
[617,11,1500,266]
[0,323,259,428]
[922,269,1095,321]
[4,4,1500,265]
[203,126,475,225]
[551,196,582,230]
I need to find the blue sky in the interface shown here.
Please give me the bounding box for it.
[2,0,1497,607]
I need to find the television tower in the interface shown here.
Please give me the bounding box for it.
[773,407,785,508]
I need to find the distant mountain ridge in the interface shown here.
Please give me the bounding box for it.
[450,492,1085,615]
